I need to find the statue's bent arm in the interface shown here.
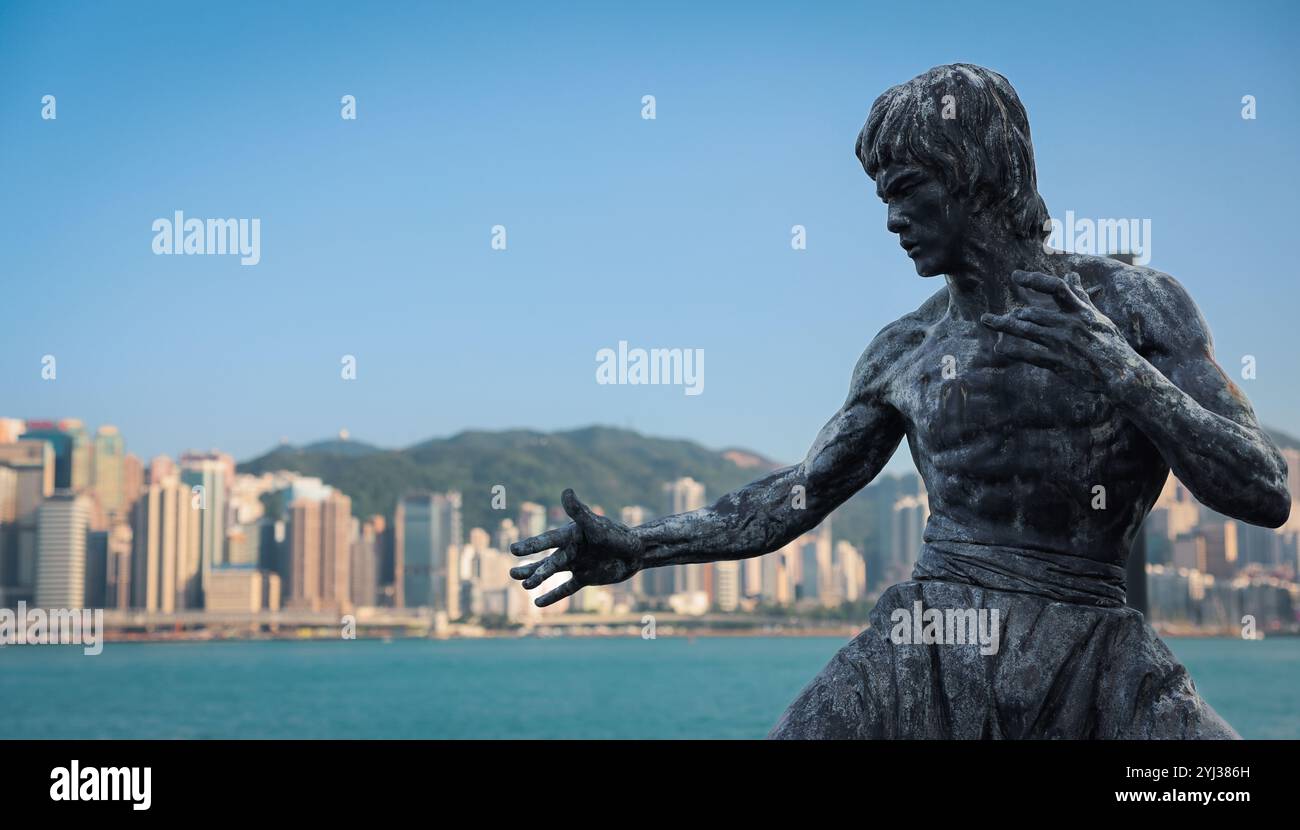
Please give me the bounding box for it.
[1114,274,1290,527]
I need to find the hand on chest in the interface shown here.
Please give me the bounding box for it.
[896,332,1112,444]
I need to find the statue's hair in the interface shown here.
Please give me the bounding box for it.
[857,64,1050,240]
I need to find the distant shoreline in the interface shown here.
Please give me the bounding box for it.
[73,624,1296,645]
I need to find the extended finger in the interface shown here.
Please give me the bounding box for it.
[994,336,1061,370]
[535,577,583,608]
[1012,270,1083,311]
[981,313,1056,346]
[1010,306,1071,327]
[509,560,540,581]
[519,547,573,590]
[509,524,575,557]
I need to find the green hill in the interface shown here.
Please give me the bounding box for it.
[237,425,909,550]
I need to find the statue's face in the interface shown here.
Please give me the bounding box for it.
[876,163,969,277]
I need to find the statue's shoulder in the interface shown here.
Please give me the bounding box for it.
[851,285,947,396]
[1065,254,1209,354]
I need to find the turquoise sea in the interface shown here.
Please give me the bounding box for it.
[1,636,1295,739]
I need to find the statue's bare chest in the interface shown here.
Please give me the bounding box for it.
[887,325,1118,460]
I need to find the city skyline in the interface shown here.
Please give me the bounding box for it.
[3,413,1297,639]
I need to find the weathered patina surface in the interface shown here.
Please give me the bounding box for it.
[510,64,1288,739]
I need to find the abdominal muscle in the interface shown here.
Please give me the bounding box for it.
[909,424,1166,566]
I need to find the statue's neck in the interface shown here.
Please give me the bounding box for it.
[943,236,1052,322]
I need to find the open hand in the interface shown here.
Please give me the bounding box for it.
[509,489,645,607]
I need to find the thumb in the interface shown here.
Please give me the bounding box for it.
[561,489,597,527]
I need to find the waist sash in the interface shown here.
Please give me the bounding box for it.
[912,540,1127,608]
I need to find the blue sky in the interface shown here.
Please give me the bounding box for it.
[2,0,1298,471]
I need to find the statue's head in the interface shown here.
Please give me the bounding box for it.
[857,64,1050,277]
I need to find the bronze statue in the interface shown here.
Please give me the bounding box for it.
[510,64,1290,738]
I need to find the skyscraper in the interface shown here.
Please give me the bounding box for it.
[834,540,866,602]
[286,488,354,613]
[34,492,89,609]
[106,521,133,609]
[0,439,55,604]
[517,502,546,539]
[22,421,75,490]
[350,515,383,608]
[63,419,91,492]
[180,451,233,595]
[1200,519,1239,579]
[889,493,929,585]
[122,453,144,512]
[761,538,798,606]
[714,560,740,611]
[495,518,519,553]
[651,478,706,598]
[395,491,462,616]
[91,425,126,518]
[130,474,201,612]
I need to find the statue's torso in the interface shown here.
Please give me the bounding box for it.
[882,262,1169,565]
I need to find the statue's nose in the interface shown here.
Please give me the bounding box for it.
[887,205,910,234]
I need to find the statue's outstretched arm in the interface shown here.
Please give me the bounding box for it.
[509,327,909,607]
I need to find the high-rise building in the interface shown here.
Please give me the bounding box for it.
[761,538,799,606]
[180,451,232,594]
[814,520,834,602]
[350,515,383,608]
[22,421,76,490]
[395,491,462,615]
[834,540,866,602]
[106,521,133,609]
[1200,519,1239,578]
[91,425,126,518]
[888,493,929,584]
[148,455,175,485]
[286,488,354,613]
[122,453,144,513]
[34,492,89,609]
[1144,474,1202,566]
[1172,533,1207,573]
[130,474,201,612]
[799,542,820,601]
[658,478,707,598]
[517,502,546,539]
[63,419,91,492]
[714,560,740,611]
[0,439,55,604]
[226,524,261,567]
[85,529,108,608]
[495,518,519,552]
[743,556,763,599]
[618,506,651,599]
